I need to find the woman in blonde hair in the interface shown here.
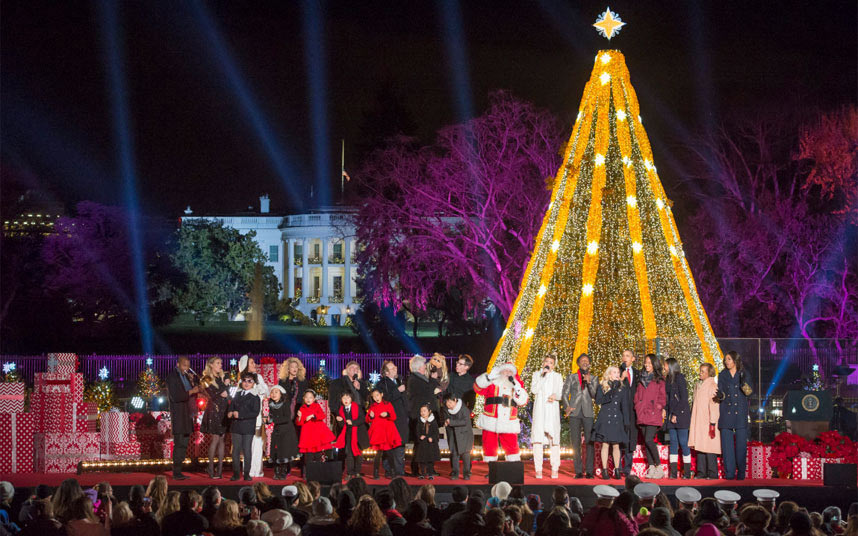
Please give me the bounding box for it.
[211,500,246,536]
[156,491,180,525]
[278,358,308,420]
[202,356,231,478]
[144,476,168,515]
[592,366,630,480]
[428,353,449,393]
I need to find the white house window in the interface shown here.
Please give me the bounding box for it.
[269,245,279,262]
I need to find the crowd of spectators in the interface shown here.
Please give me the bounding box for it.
[0,478,855,536]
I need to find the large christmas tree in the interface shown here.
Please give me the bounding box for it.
[488,15,721,384]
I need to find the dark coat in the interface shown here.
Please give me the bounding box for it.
[268,399,299,460]
[717,368,753,430]
[634,377,667,427]
[300,519,340,536]
[440,503,466,523]
[229,390,261,435]
[328,376,370,417]
[414,416,441,462]
[593,381,630,444]
[441,511,484,536]
[664,373,691,429]
[161,509,209,536]
[622,366,641,427]
[443,401,474,455]
[378,376,409,443]
[334,403,370,455]
[446,373,476,409]
[166,368,197,435]
[407,374,439,419]
[404,521,437,536]
[279,377,310,419]
[201,376,230,435]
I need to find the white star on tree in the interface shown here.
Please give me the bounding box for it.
[98,367,110,381]
[368,371,382,385]
[145,357,153,366]
[2,362,16,374]
[229,359,238,366]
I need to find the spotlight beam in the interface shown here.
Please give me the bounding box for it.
[98,0,154,354]
[301,0,332,206]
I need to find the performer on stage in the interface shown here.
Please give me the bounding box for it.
[328,361,370,418]
[165,356,200,480]
[689,362,720,479]
[531,354,563,479]
[442,392,473,480]
[474,362,528,462]
[593,366,629,480]
[200,356,230,479]
[229,372,262,482]
[278,358,309,421]
[634,353,666,479]
[366,388,402,480]
[296,389,335,464]
[428,353,450,396]
[414,404,441,479]
[377,360,408,478]
[334,391,369,479]
[715,351,753,480]
[407,355,441,475]
[237,355,269,478]
[663,357,692,478]
[562,353,597,479]
[619,350,641,476]
[447,354,476,410]
[266,385,299,480]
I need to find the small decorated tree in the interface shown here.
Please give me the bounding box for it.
[309,365,329,399]
[85,380,118,413]
[137,367,163,399]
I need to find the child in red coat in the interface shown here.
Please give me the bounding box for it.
[296,389,335,464]
[365,388,402,480]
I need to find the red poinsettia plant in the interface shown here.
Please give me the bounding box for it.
[769,432,808,478]
[810,431,858,461]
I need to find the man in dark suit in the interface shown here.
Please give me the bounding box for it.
[446,355,476,410]
[562,353,598,478]
[619,349,641,476]
[230,372,262,481]
[327,360,370,417]
[407,355,440,476]
[166,356,200,480]
[378,360,408,477]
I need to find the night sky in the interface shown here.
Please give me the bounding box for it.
[2,1,855,218]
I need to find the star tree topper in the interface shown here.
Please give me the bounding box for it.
[593,7,626,40]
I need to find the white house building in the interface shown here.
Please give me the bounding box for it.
[183,195,359,326]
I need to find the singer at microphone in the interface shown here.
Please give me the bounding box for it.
[531,354,563,478]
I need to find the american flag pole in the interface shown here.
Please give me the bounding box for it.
[341,139,345,201]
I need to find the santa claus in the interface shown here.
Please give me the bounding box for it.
[474,362,528,461]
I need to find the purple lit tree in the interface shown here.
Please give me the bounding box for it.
[354,91,564,322]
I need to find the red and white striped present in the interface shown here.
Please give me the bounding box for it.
[748,444,773,479]
[46,353,79,375]
[0,382,26,413]
[31,392,79,433]
[33,372,84,400]
[75,402,98,433]
[792,454,823,480]
[100,440,142,460]
[0,412,35,473]
[99,411,130,443]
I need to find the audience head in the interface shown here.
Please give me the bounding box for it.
[527,494,543,512]
[741,505,772,533]
[625,474,642,492]
[491,481,512,502]
[416,484,436,507]
[307,481,321,500]
[777,501,801,532]
[202,486,222,510]
[451,486,468,504]
[696,497,729,528]
[348,495,387,534]
[551,485,569,507]
[145,475,168,511]
[545,507,572,533]
[336,490,357,521]
[0,482,13,505]
[389,477,412,514]
[327,483,344,505]
[239,486,257,506]
[247,519,273,536]
[568,496,584,517]
[346,477,369,501]
[789,510,814,536]
[673,508,694,535]
[295,481,314,506]
[213,500,243,529]
[650,506,673,529]
[484,507,506,531]
[375,489,395,511]
[613,491,636,517]
[466,496,484,515]
[404,499,429,524]
[811,511,824,529]
[112,501,134,527]
[69,495,98,522]
[312,497,333,517]
[261,508,294,535]
[503,504,522,526]
[52,478,84,522]
[34,484,53,500]
[824,506,842,527]
[179,489,201,511]
[253,482,273,502]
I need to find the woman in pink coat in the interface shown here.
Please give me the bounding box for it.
[689,362,721,479]
[634,353,667,479]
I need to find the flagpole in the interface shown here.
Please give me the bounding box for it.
[341,139,345,202]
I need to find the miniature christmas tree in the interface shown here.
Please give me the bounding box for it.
[309,365,330,399]
[85,380,118,413]
[137,367,163,399]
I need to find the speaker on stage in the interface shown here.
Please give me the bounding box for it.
[488,461,524,484]
[823,463,857,488]
[306,461,343,485]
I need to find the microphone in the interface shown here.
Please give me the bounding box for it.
[187,367,199,377]
[508,375,516,385]
[352,374,358,381]
[542,365,549,377]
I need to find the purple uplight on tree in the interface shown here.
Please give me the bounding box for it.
[354,91,563,321]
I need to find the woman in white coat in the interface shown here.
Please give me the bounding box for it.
[531,354,564,479]
[239,354,270,478]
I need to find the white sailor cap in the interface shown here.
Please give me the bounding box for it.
[593,485,620,499]
[633,482,661,499]
[675,487,702,504]
[752,489,780,502]
[714,490,741,505]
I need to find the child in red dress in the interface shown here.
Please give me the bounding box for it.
[296,389,335,464]
[365,388,402,480]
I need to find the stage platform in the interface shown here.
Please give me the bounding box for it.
[6,462,857,511]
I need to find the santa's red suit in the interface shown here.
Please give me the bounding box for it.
[474,363,528,461]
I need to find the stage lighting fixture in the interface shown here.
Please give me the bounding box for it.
[127,396,147,413]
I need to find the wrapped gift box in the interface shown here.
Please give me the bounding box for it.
[75,402,99,433]
[31,393,80,433]
[792,454,823,480]
[748,443,773,479]
[33,372,84,400]
[34,432,100,473]
[0,382,26,413]
[100,411,130,443]
[46,353,79,375]
[100,441,142,460]
[0,412,35,473]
